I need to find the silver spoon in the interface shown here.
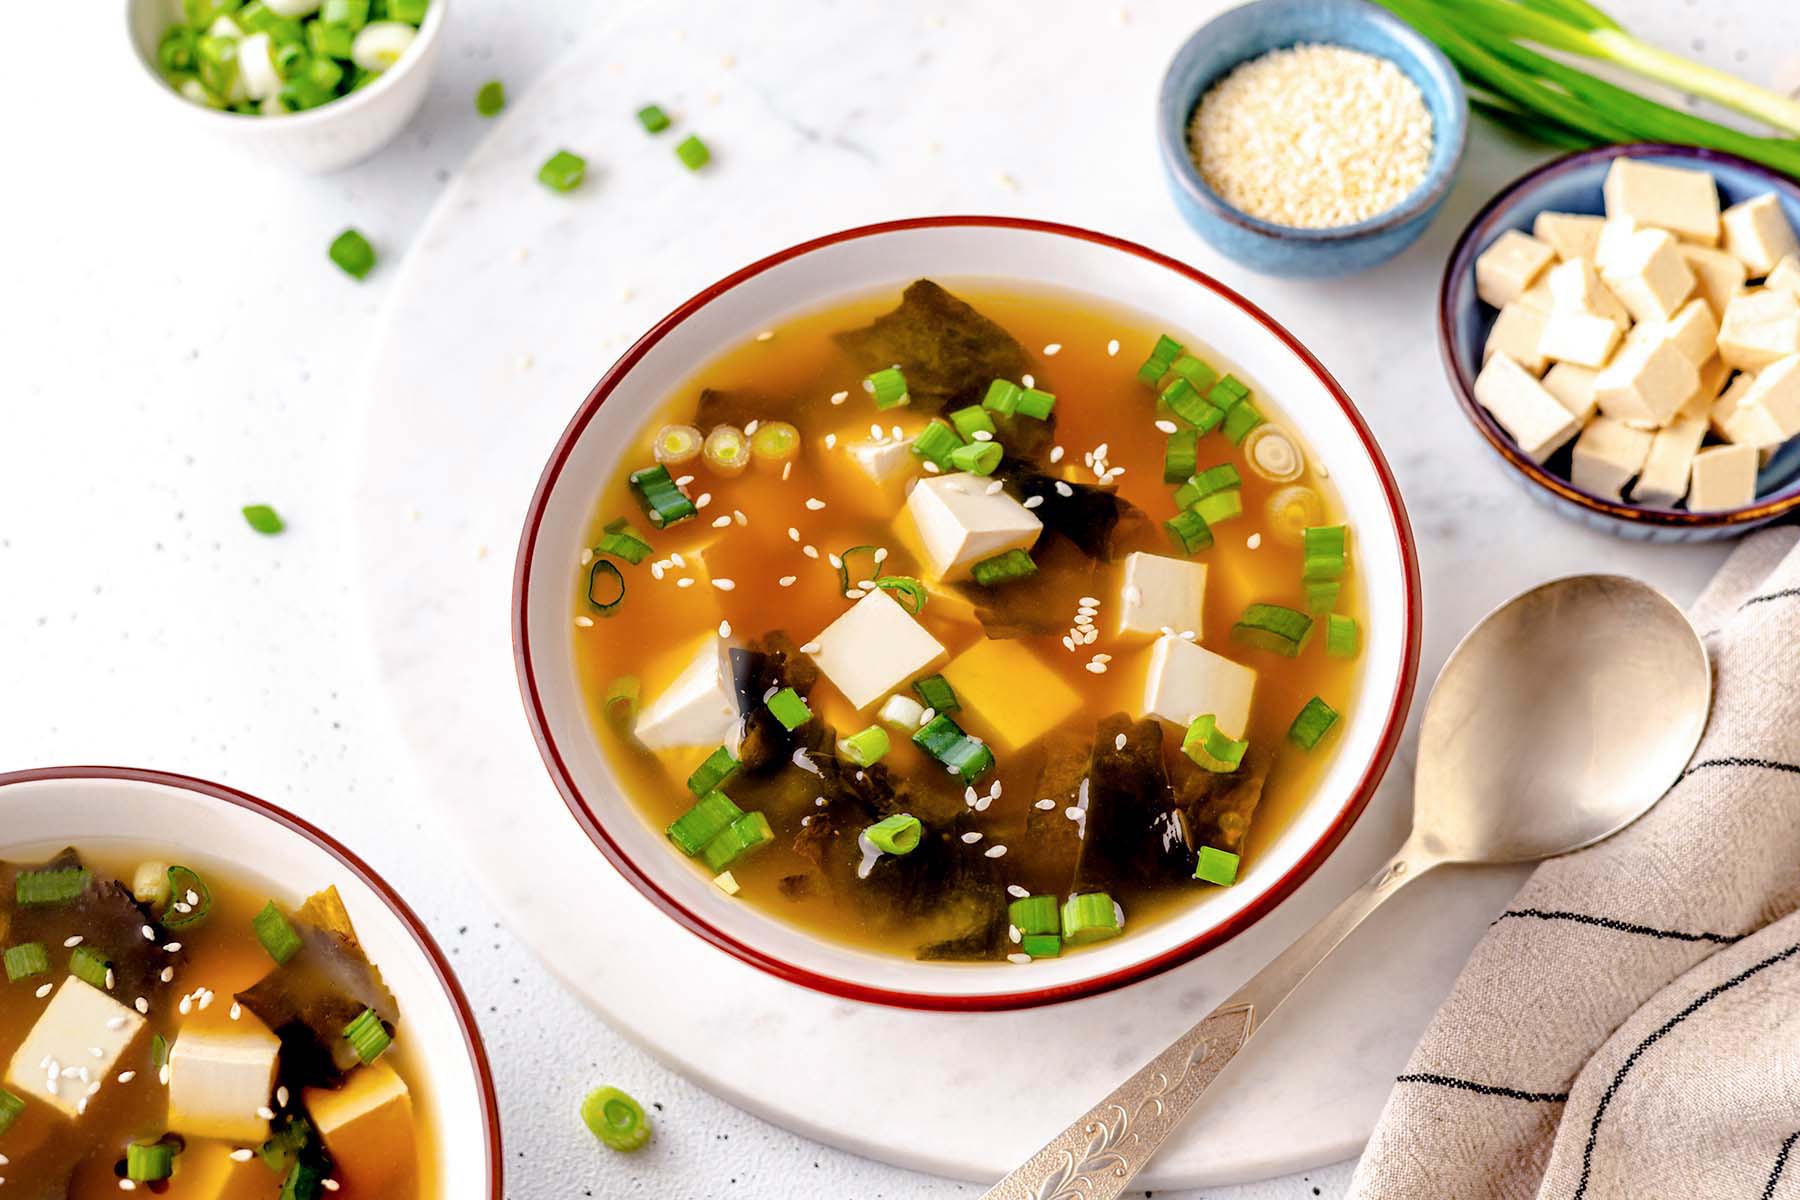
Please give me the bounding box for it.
[983,574,1711,1200]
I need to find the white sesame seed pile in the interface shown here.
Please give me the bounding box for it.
[1189,43,1433,229]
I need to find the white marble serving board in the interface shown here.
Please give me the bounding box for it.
[352,0,1733,1187]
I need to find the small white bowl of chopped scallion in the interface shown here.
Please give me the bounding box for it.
[125,0,449,173]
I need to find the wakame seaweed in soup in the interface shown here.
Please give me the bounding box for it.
[573,281,1363,963]
[0,848,431,1197]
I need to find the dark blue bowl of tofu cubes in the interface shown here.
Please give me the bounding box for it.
[1440,142,1800,541]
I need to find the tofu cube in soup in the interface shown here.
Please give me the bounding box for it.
[1542,363,1601,423]
[1595,333,1699,427]
[1571,417,1654,499]
[1688,443,1759,511]
[1718,288,1800,370]
[903,471,1042,582]
[1474,352,1582,462]
[167,1023,282,1143]
[1532,211,1605,263]
[174,1143,276,1200]
[4,978,146,1119]
[634,634,739,751]
[306,1061,418,1196]
[1599,228,1696,324]
[1678,242,1750,318]
[940,639,1081,753]
[1602,157,1721,246]
[1115,552,1207,641]
[1140,634,1256,739]
[1721,193,1799,276]
[806,587,946,710]
[1630,415,1708,506]
[1483,302,1550,375]
[1476,230,1555,309]
[845,434,917,486]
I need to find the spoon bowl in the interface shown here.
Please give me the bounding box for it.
[1412,575,1711,865]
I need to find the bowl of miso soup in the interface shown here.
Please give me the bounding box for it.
[515,217,1423,1010]
[0,766,501,1198]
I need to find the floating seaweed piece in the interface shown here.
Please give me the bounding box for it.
[833,280,1031,414]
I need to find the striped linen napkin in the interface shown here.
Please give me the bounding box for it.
[1350,527,1800,1199]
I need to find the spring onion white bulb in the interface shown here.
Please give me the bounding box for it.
[260,94,286,116]
[236,32,281,102]
[352,21,418,73]
[1243,425,1305,483]
[263,0,322,15]
[206,14,244,39]
[178,78,224,109]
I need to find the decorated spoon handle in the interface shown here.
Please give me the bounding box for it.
[980,844,1426,1200]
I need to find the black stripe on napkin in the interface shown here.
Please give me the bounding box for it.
[1394,1073,1569,1103]
[1680,757,1800,781]
[1573,940,1800,1200]
[1742,587,1800,611]
[1495,909,1746,945]
[1765,1131,1799,1200]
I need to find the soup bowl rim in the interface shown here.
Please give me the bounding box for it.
[514,214,1424,1011]
[0,763,505,1198]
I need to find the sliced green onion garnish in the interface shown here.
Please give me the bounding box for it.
[699,811,774,873]
[389,0,429,23]
[1169,353,1219,393]
[1232,604,1314,657]
[836,544,884,594]
[1288,696,1340,751]
[911,674,958,714]
[765,687,812,731]
[685,747,740,796]
[538,148,587,192]
[322,0,369,33]
[1196,845,1240,886]
[1165,509,1213,556]
[969,548,1037,586]
[596,519,653,566]
[1160,377,1208,427]
[667,791,744,856]
[1181,714,1248,773]
[161,865,214,930]
[151,1034,170,1071]
[1223,401,1263,445]
[582,1085,652,1152]
[160,26,199,73]
[126,1140,177,1183]
[1306,581,1342,613]
[303,22,349,60]
[1191,489,1243,527]
[702,425,750,476]
[1191,463,1242,497]
[949,406,996,441]
[749,420,801,464]
[911,419,964,469]
[983,378,1022,415]
[586,559,625,615]
[652,423,704,466]
[912,714,994,781]
[70,945,112,991]
[635,103,670,134]
[1020,933,1062,959]
[1015,387,1056,420]
[1163,429,1198,483]
[674,134,711,170]
[253,901,304,965]
[864,813,922,855]
[1208,374,1251,410]
[0,1089,22,1137]
[242,504,285,535]
[872,576,928,614]
[1007,895,1060,936]
[1136,334,1183,389]
[863,367,909,410]
[343,1007,392,1065]
[628,464,697,528]
[838,725,891,767]
[1326,614,1359,659]
[4,943,49,983]
[1302,525,1349,582]
[281,1161,328,1200]
[16,867,88,906]
[475,78,505,116]
[603,675,640,727]
[948,441,1003,476]
[1061,893,1123,946]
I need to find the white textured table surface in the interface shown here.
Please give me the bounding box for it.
[6,2,1796,1197]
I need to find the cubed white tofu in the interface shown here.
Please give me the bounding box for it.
[1767,256,1800,300]
[1517,278,1555,313]
[1476,230,1555,308]
[306,1062,417,1196]
[1540,310,1621,368]
[1712,370,1758,440]
[1139,634,1256,739]
[1533,211,1605,263]
[1679,354,1731,420]
[1570,417,1655,498]
[1594,332,1700,427]
[1602,157,1721,245]
[903,472,1042,582]
[1594,216,1640,274]
[1542,363,1601,423]
[1547,257,1629,329]
[4,978,146,1119]
[168,1024,282,1144]
[1688,443,1758,511]
[1724,355,1800,448]
[1639,297,1720,365]
[1718,288,1800,370]
[1678,242,1751,318]
[1115,552,1207,641]
[845,435,916,485]
[1721,193,1799,275]
[1483,302,1549,375]
[1474,352,1582,462]
[1599,228,1696,323]
[633,635,739,751]
[941,639,1082,753]
[1629,415,1707,506]
[806,588,945,710]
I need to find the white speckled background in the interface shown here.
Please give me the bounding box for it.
[7,1,1799,1196]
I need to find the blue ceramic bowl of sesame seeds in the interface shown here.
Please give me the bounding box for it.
[1157,0,1468,278]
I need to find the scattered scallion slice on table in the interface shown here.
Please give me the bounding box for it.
[635,103,670,134]
[864,813,922,855]
[242,504,285,535]
[537,148,587,193]
[475,78,505,116]
[674,134,711,170]
[582,1086,652,1152]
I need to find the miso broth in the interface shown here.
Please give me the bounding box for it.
[573,281,1363,962]
[0,846,433,1198]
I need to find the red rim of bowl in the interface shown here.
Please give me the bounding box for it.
[1439,141,1800,528]
[0,764,504,1198]
[513,215,1424,1012]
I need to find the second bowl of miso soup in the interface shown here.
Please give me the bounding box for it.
[517,219,1421,1009]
